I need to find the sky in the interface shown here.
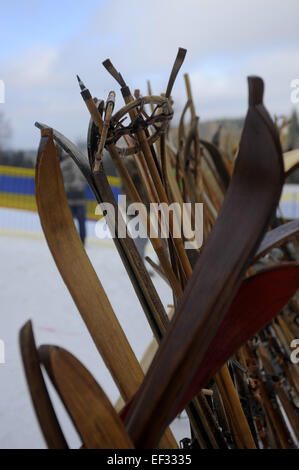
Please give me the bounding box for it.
[0,0,299,149]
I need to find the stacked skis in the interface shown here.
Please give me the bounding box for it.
[20,48,299,449]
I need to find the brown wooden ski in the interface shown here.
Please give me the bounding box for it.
[253,219,299,262]
[19,321,68,449]
[39,345,134,449]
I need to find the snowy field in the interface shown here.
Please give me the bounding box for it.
[0,224,190,449]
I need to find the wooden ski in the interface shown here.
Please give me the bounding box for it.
[19,321,68,449]
[34,128,177,449]
[39,345,134,449]
[35,122,168,341]
[253,219,299,262]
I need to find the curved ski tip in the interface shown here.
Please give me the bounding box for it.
[19,319,33,341]
[38,344,61,368]
[248,76,264,106]
[38,345,62,385]
[35,122,54,138]
[35,122,50,133]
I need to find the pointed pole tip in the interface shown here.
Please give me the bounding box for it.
[76,74,86,91]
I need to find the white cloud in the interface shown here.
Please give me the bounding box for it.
[1,0,299,148]
[6,47,58,88]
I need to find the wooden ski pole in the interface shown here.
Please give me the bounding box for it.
[184,73,196,121]
[76,78,170,338]
[94,90,115,169]
[214,366,256,448]
[77,77,183,299]
[102,58,193,280]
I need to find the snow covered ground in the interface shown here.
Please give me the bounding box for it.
[0,226,190,449]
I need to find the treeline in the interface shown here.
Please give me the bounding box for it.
[1,111,299,173]
[0,149,35,168]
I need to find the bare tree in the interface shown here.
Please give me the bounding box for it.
[0,112,12,150]
[288,109,299,151]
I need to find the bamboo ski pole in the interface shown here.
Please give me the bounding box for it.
[214,366,256,449]
[94,90,115,169]
[184,73,196,121]
[77,77,182,299]
[77,76,170,337]
[102,59,193,280]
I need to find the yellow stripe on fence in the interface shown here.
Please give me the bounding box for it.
[281,192,299,203]
[0,164,121,187]
[0,165,35,178]
[0,164,120,218]
[0,192,103,220]
[0,192,37,212]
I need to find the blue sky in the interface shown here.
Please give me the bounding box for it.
[0,1,102,59]
[1,0,299,149]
